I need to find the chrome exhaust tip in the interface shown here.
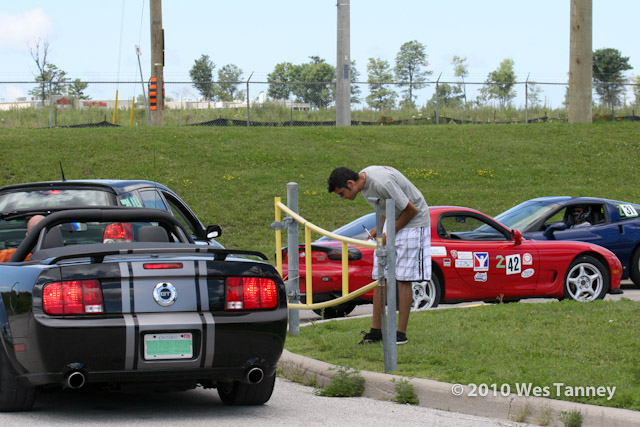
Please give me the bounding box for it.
[245,367,264,384]
[66,371,86,389]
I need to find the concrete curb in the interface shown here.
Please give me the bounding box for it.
[278,349,640,427]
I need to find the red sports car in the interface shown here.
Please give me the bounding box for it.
[281,206,623,318]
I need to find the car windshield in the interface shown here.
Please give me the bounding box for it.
[494,201,556,230]
[317,213,376,241]
[0,189,111,211]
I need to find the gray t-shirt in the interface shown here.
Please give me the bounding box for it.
[360,166,430,228]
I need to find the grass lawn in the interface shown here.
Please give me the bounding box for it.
[2,122,640,259]
[2,122,640,410]
[285,299,640,410]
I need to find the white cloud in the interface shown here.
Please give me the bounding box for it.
[0,8,54,50]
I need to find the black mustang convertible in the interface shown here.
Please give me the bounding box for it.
[0,207,287,411]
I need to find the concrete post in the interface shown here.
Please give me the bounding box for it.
[336,0,351,126]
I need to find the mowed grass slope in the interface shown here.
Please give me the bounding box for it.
[2,123,639,258]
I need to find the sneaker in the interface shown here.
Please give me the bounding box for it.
[358,329,382,345]
[396,331,408,345]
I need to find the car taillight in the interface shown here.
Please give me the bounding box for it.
[42,280,104,315]
[103,222,134,243]
[225,277,278,310]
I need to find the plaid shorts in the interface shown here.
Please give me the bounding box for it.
[372,225,431,282]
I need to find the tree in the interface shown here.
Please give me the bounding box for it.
[526,82,543,108]
[290,57,335,108]
[29,39,70,104]
[592,48,633,113]
[216,64,243,101]
[394,40,431,108]
[366,58,397,110]
[267,62,295,100]
[189,54,216,100]
[633,76,640,107]
[68,79,90,100]
[427,83,463,108]
[481,58,517,107]
[350,60,361,104]
[452,55,468,104]
[267,57,336,108]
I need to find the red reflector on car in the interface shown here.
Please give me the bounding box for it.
[43,280,104,315]
[103,222,134,243]
[143,262,184,270]
[225,277,278,310]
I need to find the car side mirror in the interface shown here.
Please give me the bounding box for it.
[206,224,222,239]
[512,229,523,245]
[543,221,567,240]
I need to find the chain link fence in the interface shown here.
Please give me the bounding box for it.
[1,80,638,128]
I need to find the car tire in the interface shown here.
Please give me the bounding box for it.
[312,301,356,319]
[412,275,441,310]
[0,347,36,412]
[629,247,640,288]
[563,255,609,302]
[217,374,276,406]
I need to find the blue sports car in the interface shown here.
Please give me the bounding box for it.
[495,197,640,286]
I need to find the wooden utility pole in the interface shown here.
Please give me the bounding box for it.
[150,0,164,126]
[336,1,351,126]
[569,0,592,123]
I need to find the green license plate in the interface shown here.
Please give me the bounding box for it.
[144,333,193,360]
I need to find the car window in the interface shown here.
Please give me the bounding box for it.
[119,192,144,207]
[139,190,168,210]
[545,209,566,225]
[0,189,112,210]
[440,214,508,241]
[552,204,607,227]
[163,195,198,236]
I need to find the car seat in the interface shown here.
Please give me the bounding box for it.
[137,225,170,242]
[41,226,64,249]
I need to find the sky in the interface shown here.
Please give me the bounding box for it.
[0,1,638,108]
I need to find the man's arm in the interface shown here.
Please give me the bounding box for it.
[374,202,418,244]
[394,201,418,233]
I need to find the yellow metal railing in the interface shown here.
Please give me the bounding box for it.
[275,198,378,310]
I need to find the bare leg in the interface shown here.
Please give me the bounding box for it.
[370,286,383,330]
[397,281,412,333]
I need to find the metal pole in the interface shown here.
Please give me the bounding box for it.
[286,182,300,335]
[375,201,386,350]
[48,81,53,129]
[136,45,151,126]
[435,73,441,125]
[246,72,253,127]
[525,73,529,124]
[383,200,397,373]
